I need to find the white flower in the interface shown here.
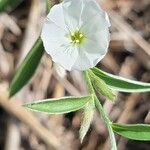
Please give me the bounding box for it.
[41,0,110,71]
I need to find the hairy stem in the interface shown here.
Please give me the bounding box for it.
[83,69,117,150]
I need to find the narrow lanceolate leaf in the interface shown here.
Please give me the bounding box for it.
[112,123,150,141]
[79,100,95,142]
[9,1,53,97]
[0,0,22,12]
[91,67,150,93]
[9,38,44,97]
[88,69,116,101]
[24,95,92,114]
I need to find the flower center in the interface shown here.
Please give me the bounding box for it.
[70,30,84,44]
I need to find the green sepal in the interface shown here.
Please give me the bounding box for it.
[88,69,116,101]
[79,96,95,142]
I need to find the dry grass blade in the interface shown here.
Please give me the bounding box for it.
[109,11,150,56]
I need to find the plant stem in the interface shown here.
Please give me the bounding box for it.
[94,96,117,150]
[83,70,117,150]
[83,70,95,94]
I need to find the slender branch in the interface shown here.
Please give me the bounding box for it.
[83,70,95,94]
[94,96,117,150]
[83,69,117,150]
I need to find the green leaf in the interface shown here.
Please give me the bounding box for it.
[9,1,53,97]
[112,123,150,141]
[79,99,95,142]
[24,95,92,114]
[9,38,44,97]
[91,67,150,93]
[0,0,22,12]
[88,69,116,101]
[46,0,52,13]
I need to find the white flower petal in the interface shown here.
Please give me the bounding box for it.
[41,20,66,40]
[72,48,92,70]
[80,12,110,35]
[41,20,69,56]
[41,0,111,71]
[79,0,110,27]
[71,28,110,70]
[62,0,110,30]
[105,12,111,27]
[52,45,79,71]
[84,29,110,55]
[62,0,83,30]
[47,3,67,31]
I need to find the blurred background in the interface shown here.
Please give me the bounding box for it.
[0,0,150,149]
